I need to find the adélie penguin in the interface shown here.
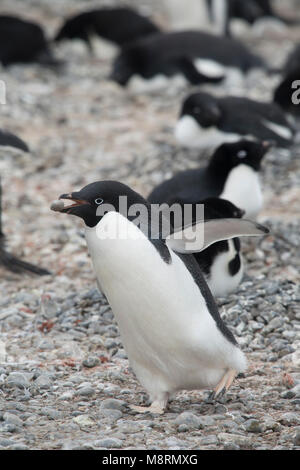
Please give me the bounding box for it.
[54,7,160,51]
[110,30,264,89]
[52,180,269,413]
[175,91,295,149]
[148,140,271,219]
[0,15,59,67]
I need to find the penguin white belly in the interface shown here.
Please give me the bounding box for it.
[128,74,188,93]
[85,212,246,398]
[193,58,226,78]
[220,164,263,218]
[206,240,244,297]
[175,115,240,148]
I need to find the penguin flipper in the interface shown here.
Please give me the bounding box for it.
[166,218,269,254]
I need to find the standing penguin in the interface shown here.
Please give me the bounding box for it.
[175,91,295,149]
[52,181,269,413]
[148,140,271,219]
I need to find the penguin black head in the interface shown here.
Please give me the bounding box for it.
[209,139,273,173]
[54,13,91,43]
[201,198,245,220]
[57,181,147,228]
[180,92,222,128]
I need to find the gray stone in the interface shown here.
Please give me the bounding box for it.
[100,399,126,411]
[99,409,123,421]
[3,412,23,427]
[244,419,265,433]
[82,356,100,368]
[174,412,203,430]
[6,373,30,389]
[75,386,95,397]
[34,374,51,390]
[279,413,300,426]
[294,431,300,446]
[0,438,18,447]
[94,438,123,449]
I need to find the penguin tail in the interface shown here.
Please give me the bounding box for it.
[0,246,51,276]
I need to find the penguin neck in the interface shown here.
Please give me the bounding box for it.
[206,158,232,192]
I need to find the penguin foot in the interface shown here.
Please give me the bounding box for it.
[129,401,166,415]
[214,369,237,398]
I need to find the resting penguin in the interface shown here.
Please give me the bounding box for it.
[0,15,58,67]
[110,30,264,90]
[148,140,271,220]
[52,180,269,413]
[175,91,295,149]
[54,7,160,51]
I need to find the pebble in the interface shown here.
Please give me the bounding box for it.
[3,412,23,427]
[100,399,126,412]
[174,412,203,430]
[244,419,265,433]
[34,375,52,390]
[73,415,95,428]
[94,438,123,449]
[6,373,30,389]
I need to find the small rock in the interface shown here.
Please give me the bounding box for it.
[6,373,30,389]
[279,413,300,426]
[244,419,265,433]
[82,356,100,368]
[99,409,123,421]
[100,399,126,412]
[3,412,23,427]
[294,431,300,446]
[94,438,123,449]
[34,375,51,390]
[73,415,95,427]
[174,412,203,430]
[75,386,95,397]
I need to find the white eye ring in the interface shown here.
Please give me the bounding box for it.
[237,150,247,159]
[95,198,103,205]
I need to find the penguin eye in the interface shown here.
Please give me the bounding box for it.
[95,198,103,205]
[237,150,247,159]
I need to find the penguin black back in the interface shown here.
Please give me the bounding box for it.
[110,30,264,86]
[0,15,57,66]
[176,91,294,148]
[54,7,160,49]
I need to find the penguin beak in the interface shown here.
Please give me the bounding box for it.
[58,193,90,214]
[262,140,275,151]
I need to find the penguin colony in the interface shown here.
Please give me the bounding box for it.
[1,1,300,416]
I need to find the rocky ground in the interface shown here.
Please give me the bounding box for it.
[0,0,299,451]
